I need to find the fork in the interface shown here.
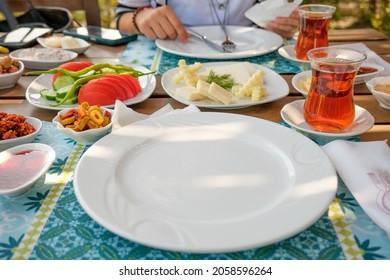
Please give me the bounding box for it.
[220,24,236,52]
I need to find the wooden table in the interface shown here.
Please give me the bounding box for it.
[1,28,390,142]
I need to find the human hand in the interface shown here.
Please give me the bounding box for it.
[266,9,299,38]
[135,6,189,42]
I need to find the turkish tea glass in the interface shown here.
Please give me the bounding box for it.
[303,47,366,132]
[294,4,336,61]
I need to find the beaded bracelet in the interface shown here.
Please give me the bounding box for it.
[132,6,151,33]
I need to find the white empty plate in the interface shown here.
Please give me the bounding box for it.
[74,112,337,253]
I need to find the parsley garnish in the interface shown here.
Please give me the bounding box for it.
[206,70,236,89]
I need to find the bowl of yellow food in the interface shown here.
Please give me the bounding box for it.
[52,102,114,144]
[292,70,311,97]
[366,76,390,110]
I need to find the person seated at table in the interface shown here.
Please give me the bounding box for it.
[116,0,299,42]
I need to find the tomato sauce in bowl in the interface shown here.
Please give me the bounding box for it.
[0,143,56,196]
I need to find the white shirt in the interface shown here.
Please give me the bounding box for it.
[117,0,260,26]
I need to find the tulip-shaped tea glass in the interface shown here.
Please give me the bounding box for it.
[303,47,366,132]
[294,4,336,60]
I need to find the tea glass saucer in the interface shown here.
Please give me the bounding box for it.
[281,100,375,138]
[278,45,311,69]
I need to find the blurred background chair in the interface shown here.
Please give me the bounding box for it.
[6,0,101,26]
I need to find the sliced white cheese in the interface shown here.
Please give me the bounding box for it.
[196,79,218,101]
[175,86,205,101]
[198,62,257,85]
[208,82,232,105]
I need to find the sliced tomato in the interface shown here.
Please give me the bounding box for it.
[78,90,118,106]
[52,61,94,85]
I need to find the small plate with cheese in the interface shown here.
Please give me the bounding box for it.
[161,61,289,109]
[37,36,91,54]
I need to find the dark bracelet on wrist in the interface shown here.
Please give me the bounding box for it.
[132,6,151,33]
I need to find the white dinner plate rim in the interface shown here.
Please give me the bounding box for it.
[25,65,156,111]
[281,100,375,137]
[74,112,337,253]
[156,25,283,59]
[161,61,289,109]
[9,48,78,70]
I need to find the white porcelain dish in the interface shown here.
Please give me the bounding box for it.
[37,37,91,54]
[0,61,24,89]
[52,107,114,144]
[355,63,385,84]
[278,45,311,68]
[291,70,311,97]
[9,48,78,70]
[156,26,283,59]
[25,65,156,110]
[366,76,390,109]
[0,116,42,152]
[161,61,289,109]
[74,112,337,253]
[0,143,56,196]
[281,100,375,138]
[292,63,386,97]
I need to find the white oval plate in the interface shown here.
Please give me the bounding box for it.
[10,48,78,70]
[25,65,156,111]
[74,112,337,253]
[0,117,42,152]
[0,143,56,196]
[37,37,91,54]
[156,26,283,59]
[281,100,375,138]
[161,62,289,109]
[355,63,385,84]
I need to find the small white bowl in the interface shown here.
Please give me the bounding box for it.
[0,116,42,151]
[292,70,311,97]
[37,37,91,54]
[0,143,56,196]
[366,76,390,109]
[0,60,24,89]
[52,107,114,144]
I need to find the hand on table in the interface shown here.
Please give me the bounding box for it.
[135,6,189,42]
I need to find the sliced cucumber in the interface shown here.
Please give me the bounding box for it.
[55,95,78,105]
[55,84,73,99]
[40,88,56,101]
[53,75,75,91]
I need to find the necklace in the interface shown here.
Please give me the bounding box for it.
[210,0,229,25]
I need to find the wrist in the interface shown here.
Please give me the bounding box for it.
[132,6,152,34]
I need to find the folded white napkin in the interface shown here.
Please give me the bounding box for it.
[111,100,201,131]
[245,0,302,28]
[322,140,390,237]
[336,43,390,76]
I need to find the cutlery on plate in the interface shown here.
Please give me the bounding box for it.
[220,25,236,52]
[186,28,227,53]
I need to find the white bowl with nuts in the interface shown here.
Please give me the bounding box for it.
[0,56,24,89]
[366,76,390,109]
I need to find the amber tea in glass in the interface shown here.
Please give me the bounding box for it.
[303,47,366,132]
[294,5,336,61]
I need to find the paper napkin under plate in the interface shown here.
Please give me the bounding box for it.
[111,100,201,131]
[322,140,390,238]
[245,0,302,28]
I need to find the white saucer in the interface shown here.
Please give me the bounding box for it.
[281,100,375,138]
[278,45,311,68]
